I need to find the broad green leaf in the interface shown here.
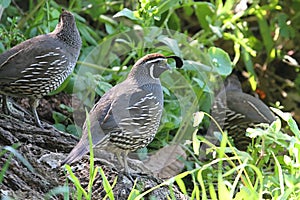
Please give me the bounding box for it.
[52,111,68,123]
[194,2,215,31]
[157,35,181,56]
[113,8,139,20]
[53,123,66,132]
[208,47,232,76]
[0,0,11,8]
[66,124,80,137]
[271,107,300,139]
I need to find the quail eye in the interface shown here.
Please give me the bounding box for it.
[161,60,167,65]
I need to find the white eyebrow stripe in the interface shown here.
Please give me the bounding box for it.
[145,58,166,64]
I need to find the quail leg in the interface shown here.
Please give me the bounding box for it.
[2,95,9,115]
[116,151,131,174]
[123,151,129,174]
[116,152,125,170]
[116,151,136,182]
[1,95,25,120]
[29,98,42,128]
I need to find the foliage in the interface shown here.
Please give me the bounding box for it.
[184,109,300,199]
[1,0,300,199]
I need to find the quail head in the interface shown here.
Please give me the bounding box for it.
[0,9,82,128]
[62,53,183,173]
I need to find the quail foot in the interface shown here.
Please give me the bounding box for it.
[62,53,183,174]
[0,9,82,128]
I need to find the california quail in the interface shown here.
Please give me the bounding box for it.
[62,53,183,173]
[0,9,82,128]
[207,74,276,151]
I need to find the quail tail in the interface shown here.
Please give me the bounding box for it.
[61,141,89,166]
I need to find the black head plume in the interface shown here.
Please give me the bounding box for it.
[166,55,183,68]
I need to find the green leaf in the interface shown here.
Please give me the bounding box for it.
[66,124,80,136]
[255,7,274,59]
[175,176,187,194]
[64,165,88,199]
[270,118,281,133]
[208,47,232,76]
[209,25,223,38]
[241,48,257,90]
[60,104,74,113]
[0,0,11,8]
[156,0,181,16]
[52,111,68,123]
[246,127,265,138]
[53,123,66,132]
[218,181,231,200]
[271,107,300,139]
[157,35,181,56]
[78,23,98,46]
[209,182,217,200]
[95,81,112,96]
[128,180,140,200]
[44,185,69,200]
[99,167,115,199]
[113,8,139,20]
[194,2,215,31]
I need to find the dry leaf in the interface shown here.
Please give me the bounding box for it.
[144,144,186,179]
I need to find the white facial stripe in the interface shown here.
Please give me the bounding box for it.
[149,64,159,79]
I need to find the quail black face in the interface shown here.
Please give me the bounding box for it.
[146,57,170,79]
[128,53,184,81]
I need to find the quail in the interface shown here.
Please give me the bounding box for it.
[62,53,183,173]
[207,74,276,151]
[0,9,82,128]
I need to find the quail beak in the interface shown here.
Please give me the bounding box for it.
[162,60,171,72]
[165,63,171,70]
[161,62,172,74]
